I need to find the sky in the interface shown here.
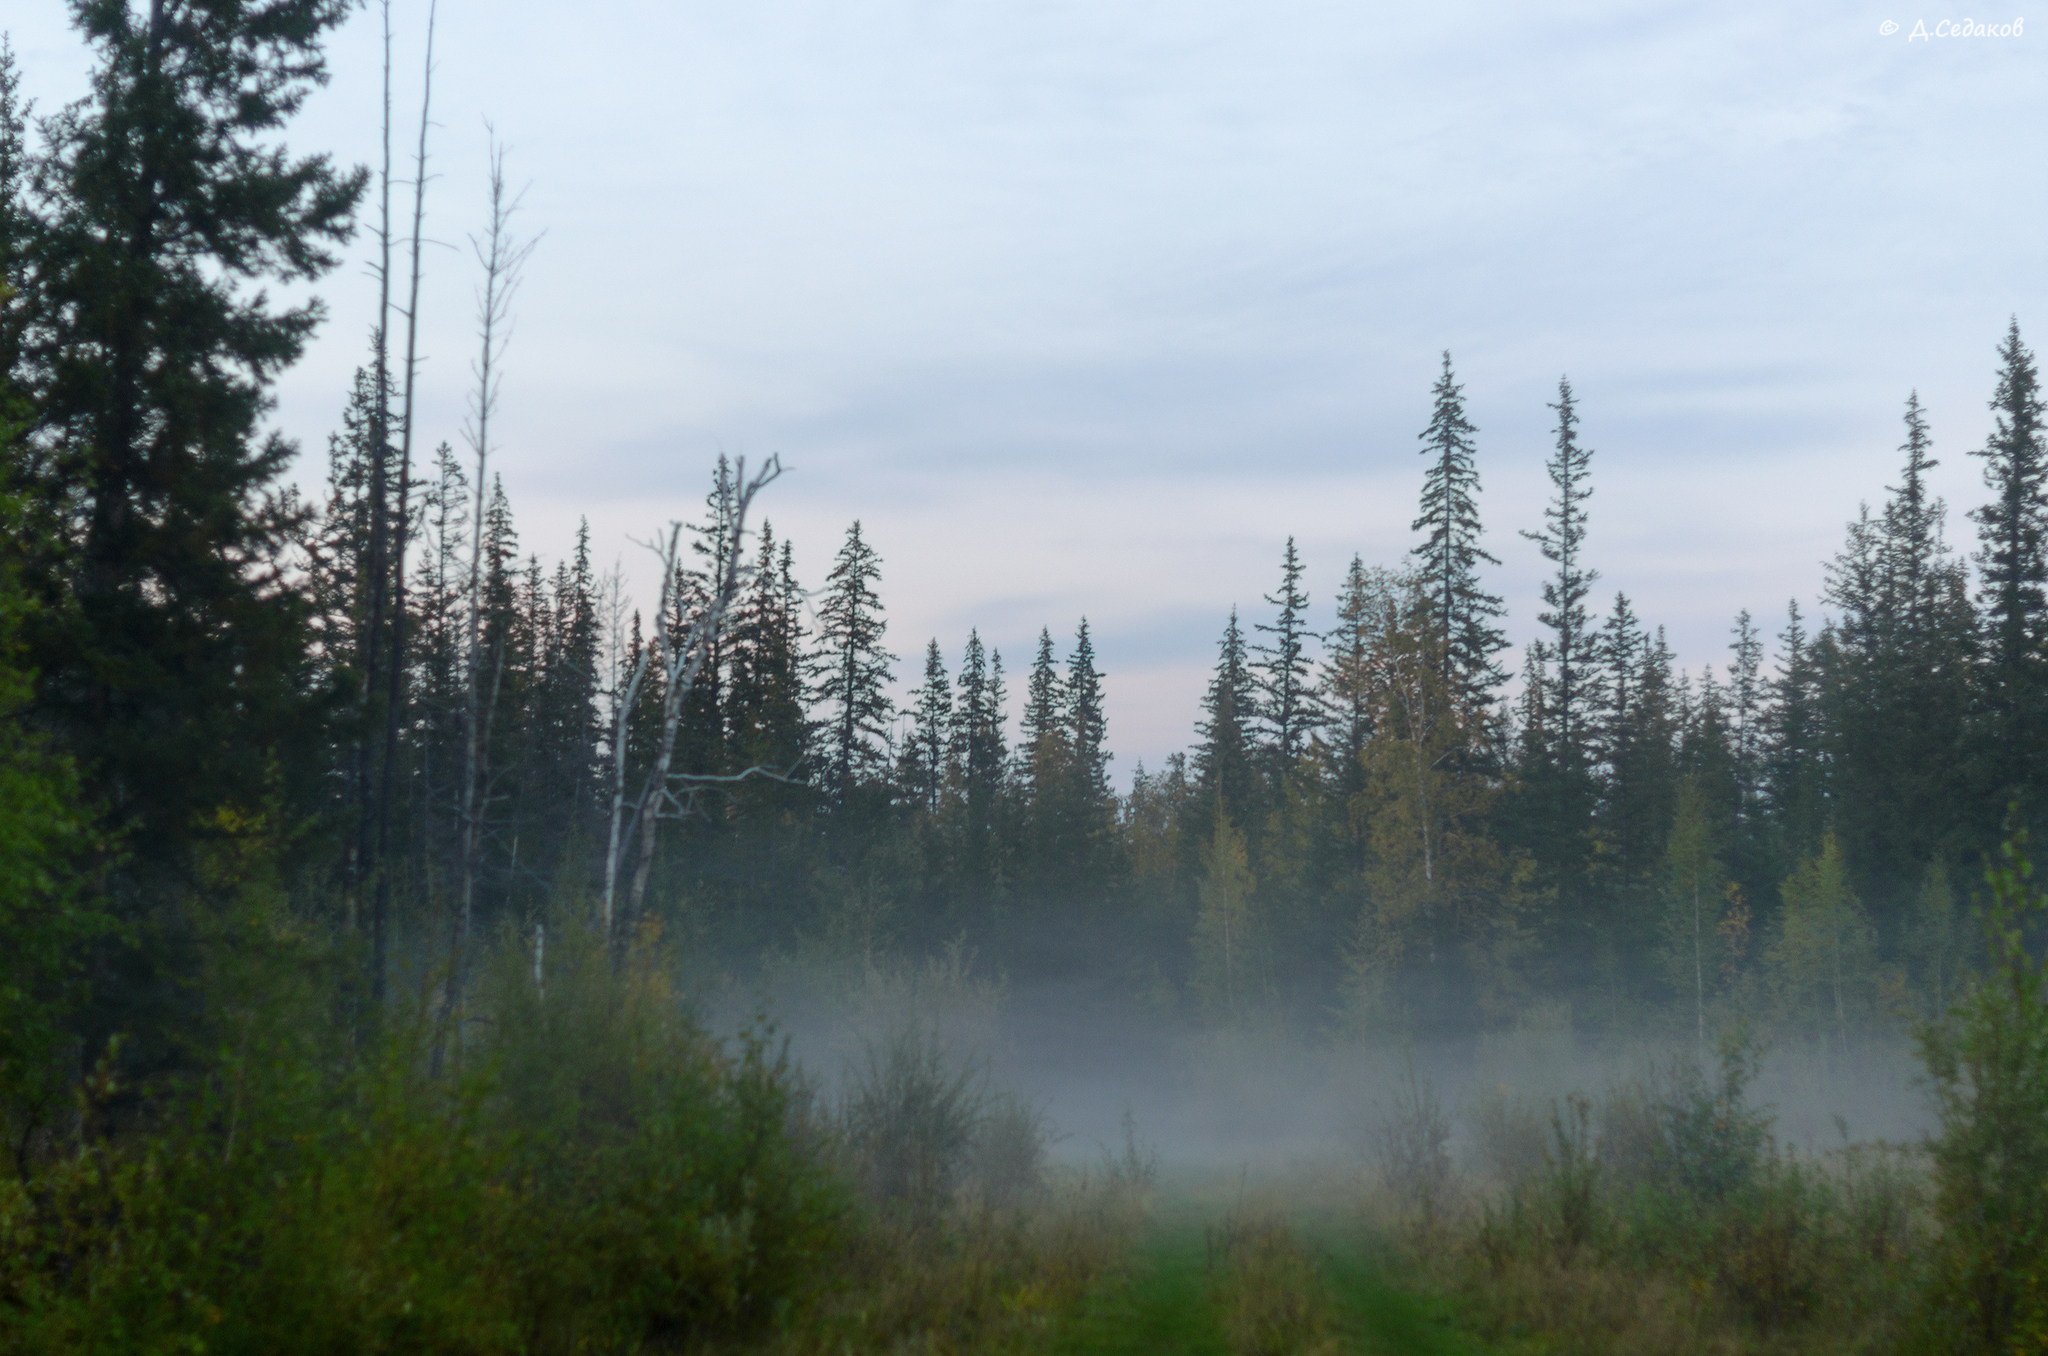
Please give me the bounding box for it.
[9,1,2045,778]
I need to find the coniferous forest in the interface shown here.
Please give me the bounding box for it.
[7,4,2048,1354]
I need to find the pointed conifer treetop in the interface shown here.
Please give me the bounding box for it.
[1522,376,1600,758]
[951,629,1008,799]
[900,638,951,814]
[1020,626,1066,790]
[1252,537,1322,770]
[1970,319,2048,678]
[1411,351,1506,703]
[809,519,895,797]
[1195,608,1258,826]
[1888,391,1945,608]
[1066,618,1111,801]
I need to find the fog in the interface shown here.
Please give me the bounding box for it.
[707,942,1938,1176]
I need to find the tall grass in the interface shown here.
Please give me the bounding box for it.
[1403,1030,1932,1353]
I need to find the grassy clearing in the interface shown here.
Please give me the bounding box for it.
[1061,1172,1491,1356]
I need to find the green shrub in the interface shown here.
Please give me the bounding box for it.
[1919,831,2048,1351]
[0,918,848,1355]
[839,1023,989,1224]
[1648,1026,1772,1208]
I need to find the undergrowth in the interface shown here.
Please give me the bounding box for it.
[0,918,1145,1355]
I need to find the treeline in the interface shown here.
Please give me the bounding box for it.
[2,0,2045,1108]
[305,333,2044,1049]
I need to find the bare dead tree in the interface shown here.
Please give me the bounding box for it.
[347,0,396,935]
[371,0,436,1006]
[601,455,783,941]
[438,131,538,1065]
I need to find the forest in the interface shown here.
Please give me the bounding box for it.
[5,2,2048,1353]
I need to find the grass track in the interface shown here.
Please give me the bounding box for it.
[1060,1212,1230,1355]
[1312,1230,1488,1356]
[1062,1205,1487,1356]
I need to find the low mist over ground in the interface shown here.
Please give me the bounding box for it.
[725,949,1936,1174]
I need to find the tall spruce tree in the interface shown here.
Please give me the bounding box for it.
[727,522,810,784]
[1969,321,2048,820]
[1726,609,1766,874]
[1321,558,1395,811]
[1523,377,1600,761]
[1411,351,1506,703]
[810,520,894,800]
[18,0,366,875]
[1823,395,1977,925]
[0,40,31,378]
[1594,593,1656,937]
[1066,619,1111,806]
[1516,378,1602,949]
[900,639,951,816]
[949,630,1008,887]
[1194,609,1259,844]
[1762,601,1826,869]
[1252,537,1321,776]
[1020,627,1067,796]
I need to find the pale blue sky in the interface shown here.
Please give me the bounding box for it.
[11,1,2044,773]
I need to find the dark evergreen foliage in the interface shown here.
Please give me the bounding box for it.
[809,520,895,802]
[16,0,366,876]
[1252,537,1322,776]
[1192,608,1259,857]
[1410,351,1506,703]
[1969,321,2048,822]
[1514,378,1602,964]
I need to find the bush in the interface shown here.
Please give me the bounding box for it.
[839,1023,990,1223]
[0,918,849,1355]
[1919,831,2048,1351]
[1366,1059,1452,1228]
[1649,1027,1772,1207]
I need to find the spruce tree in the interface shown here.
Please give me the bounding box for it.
[727,522,810,787]
[1066,618,1111,805]
[1194,609,1259,840]
[1725,609,1766,876]
[900,639,951,815]
[0,40,30,379]
[948,630,1008,888]
[1969,321,2048,818]
[809,520,894,800]
[17,0,366,873]
[1252,537,1321,775]
[1763,600,1827,869]
[1020,627,1067,796]
[1321,557,1394,809]
[1594,593,1654,935]
[1411,351,1506,703]
[1516,378,1602,952]
[1522,377,1601,761]
[1823,395,1977,925]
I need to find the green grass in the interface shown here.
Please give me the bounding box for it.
[1062,1209,1231,1356]
[1315,1233,1489,1356]
[1061,1197,1490,1356]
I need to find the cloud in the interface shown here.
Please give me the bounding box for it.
[15,0,2044,776]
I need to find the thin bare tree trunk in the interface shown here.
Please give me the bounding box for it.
[601,631,653,937]
[353,0,395,934]
[372,0,435,1007]
[441,128,535,1065]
